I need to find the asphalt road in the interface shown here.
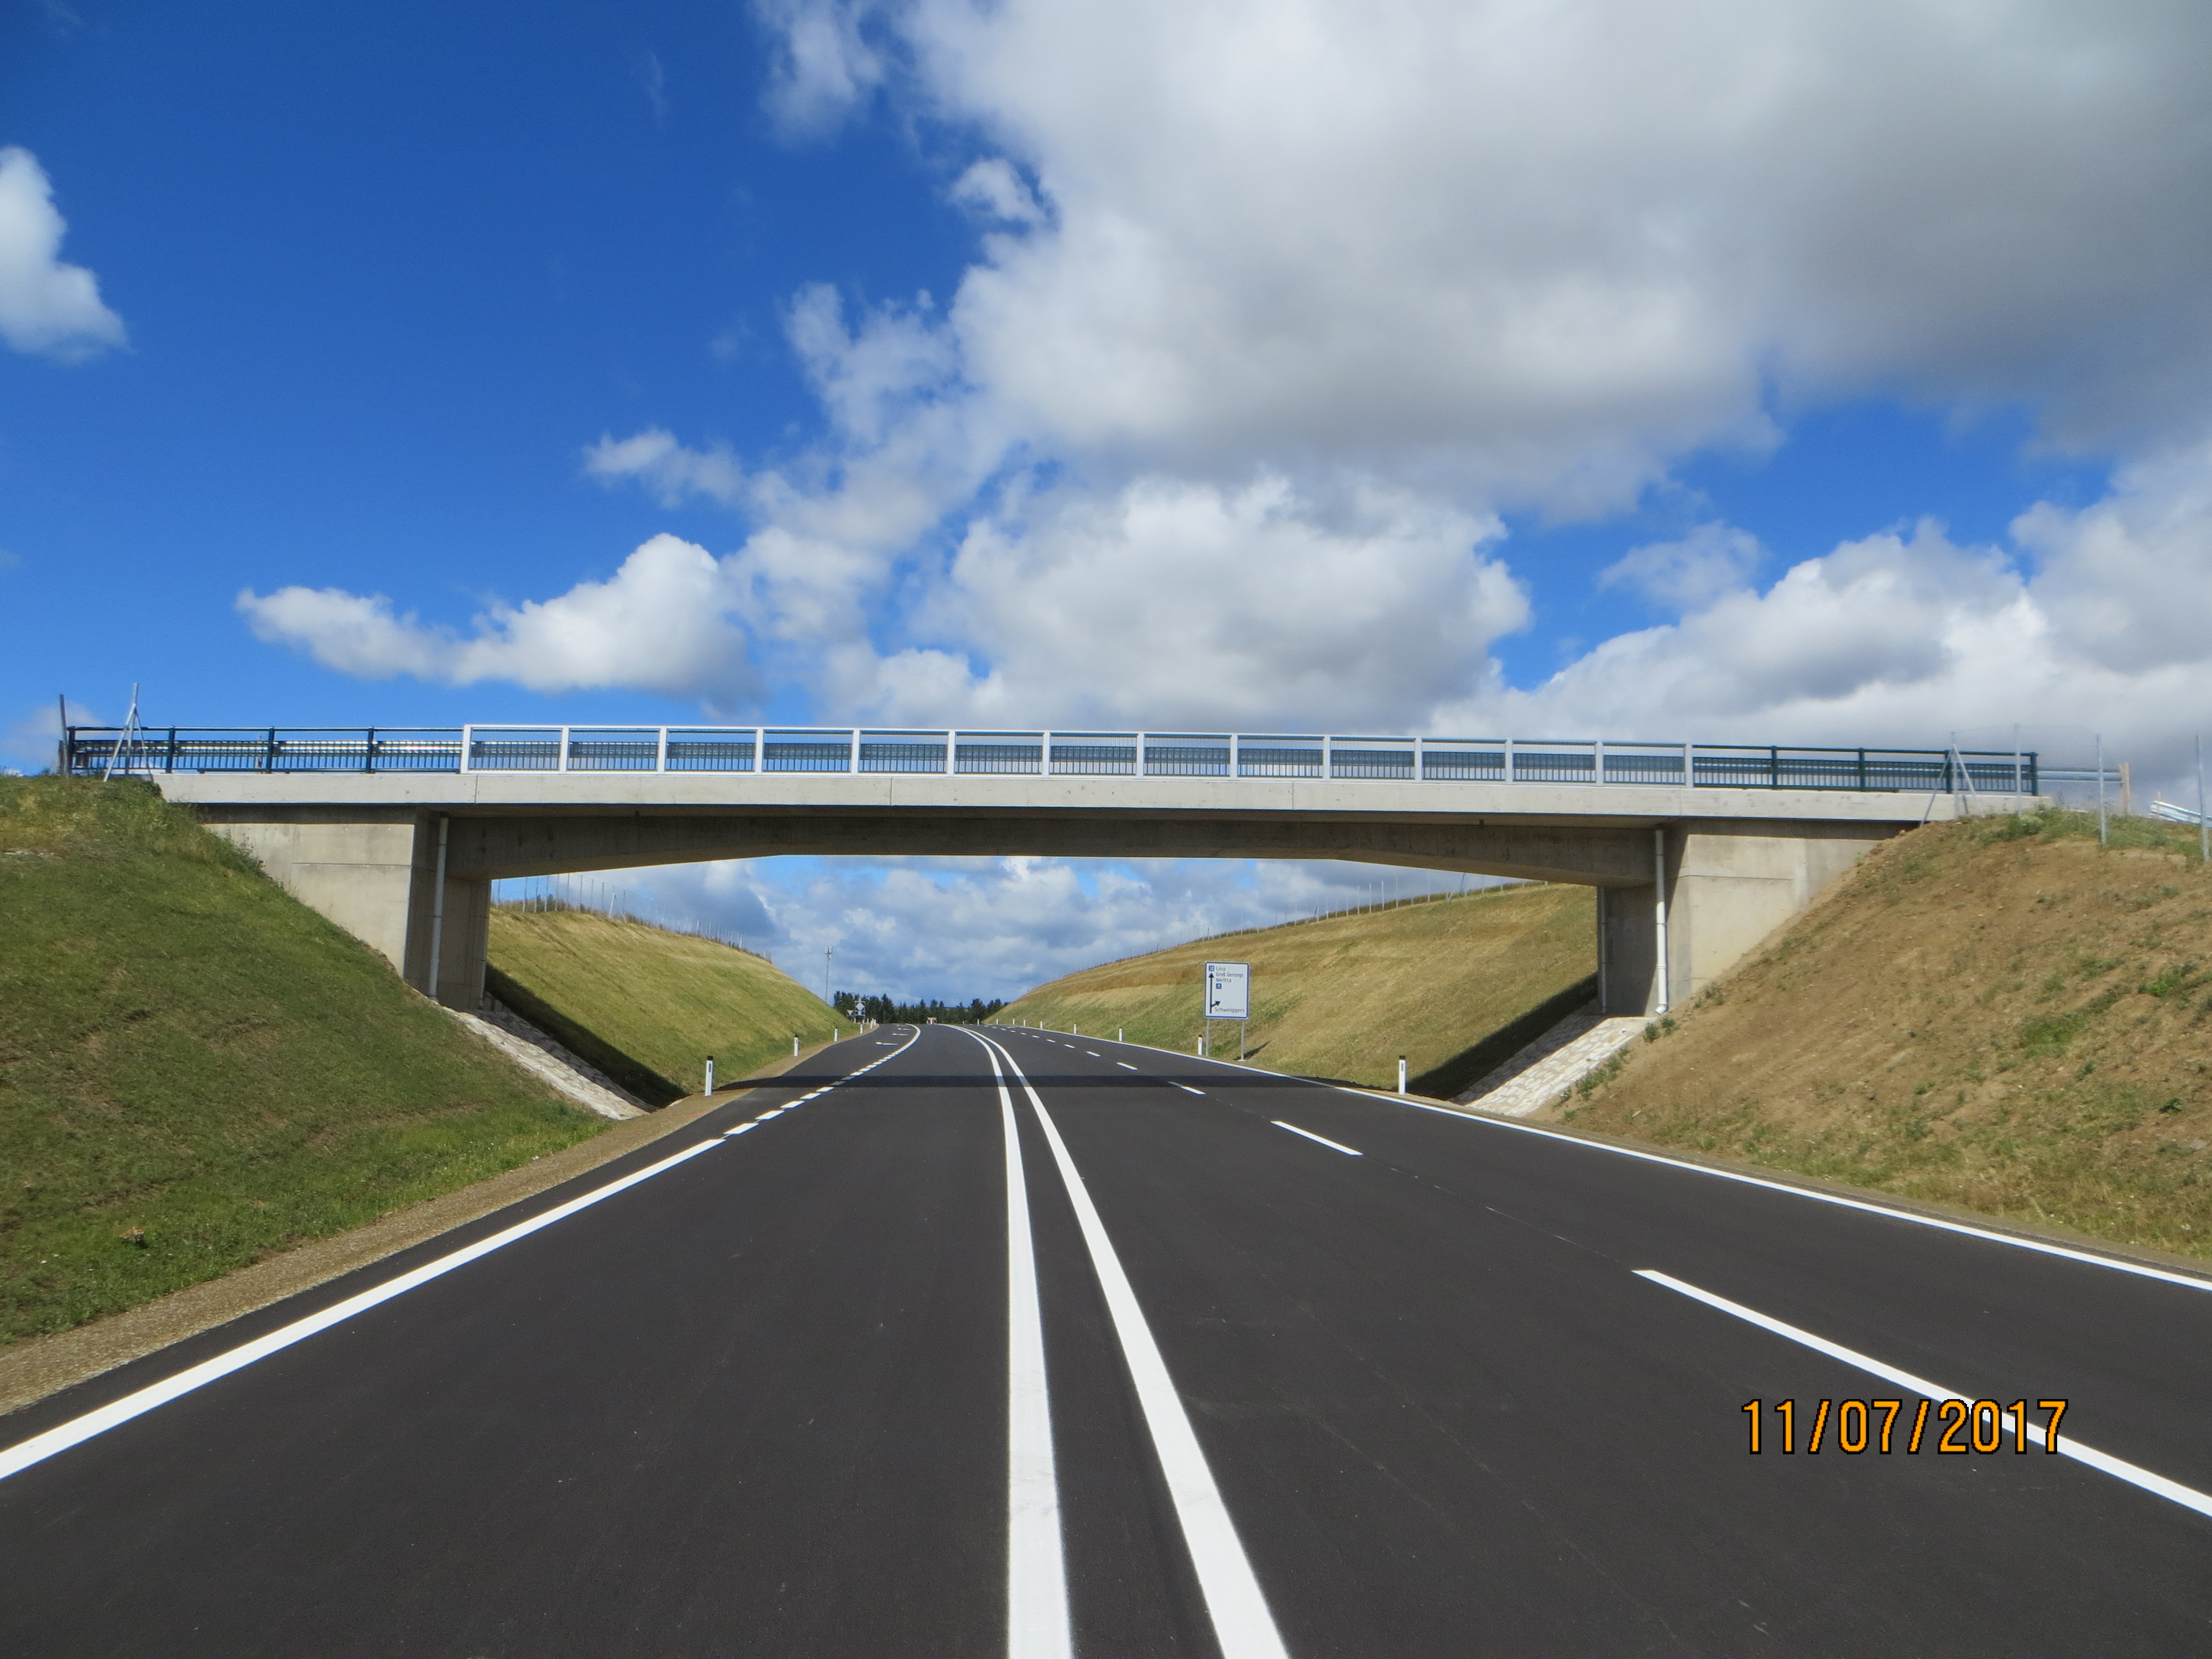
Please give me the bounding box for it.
[4,1022,2210,1656]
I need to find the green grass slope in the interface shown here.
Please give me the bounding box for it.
[487,905,840,1099]
[1562,810,2212,1260]
[1,778,606,1345]
[1003,883,1597,1093]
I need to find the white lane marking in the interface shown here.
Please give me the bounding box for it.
[1271,1121,1361,1157]
[1085,1052,1100,1057]
[0,1024,926,1485]
[754,1110,784,1120]
[1173,1083,1206,1096]
[1371,1095,2212,1296]
[968,1033,1073,1657]
[721,1123,756,1138]
[1116,1063,1139,1071]
[0,1139,723,1483]
[1636,1269,2212,1521]
[972,1032,1291,1659]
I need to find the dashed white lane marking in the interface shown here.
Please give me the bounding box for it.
[966,1032,1073,1657]
[1084,1052,1100,1057]
[0,1026,925,1485]
[1636,1270,2212,1521]
[721,1123,756,1138]
[1173,1083,1206,1096]
[1271,1121,1362,1157]
[972,1031,1290,1659]
[1116,1063,1139,1071]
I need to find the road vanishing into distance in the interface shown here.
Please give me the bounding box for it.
[4,1022,2211,1655]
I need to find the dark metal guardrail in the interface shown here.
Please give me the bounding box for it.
[61,725,2042,793]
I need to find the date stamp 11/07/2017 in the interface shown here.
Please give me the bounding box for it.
[1744,1398,2069,1455]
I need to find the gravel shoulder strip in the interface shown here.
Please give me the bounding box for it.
[0,1046,830,1418]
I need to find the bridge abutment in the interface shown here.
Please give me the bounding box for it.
[197,807,489,1009]
[1595,818,1893,1014]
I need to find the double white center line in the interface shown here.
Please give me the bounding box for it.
[963,1029,1291,1659]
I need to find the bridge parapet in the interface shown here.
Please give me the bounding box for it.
[65,724,2040,794]
[86,720,2046,1027]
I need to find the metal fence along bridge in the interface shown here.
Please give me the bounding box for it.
[64,724,2041,794]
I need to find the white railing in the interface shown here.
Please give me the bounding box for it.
[63,724,2044,793]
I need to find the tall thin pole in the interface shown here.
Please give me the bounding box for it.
[101,683,140,782]
[2096,734,2107,846]
[2198,735,2208,865]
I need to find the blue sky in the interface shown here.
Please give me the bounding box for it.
[7,0,2211,998]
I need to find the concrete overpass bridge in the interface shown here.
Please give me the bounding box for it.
[68,724,2043,1020]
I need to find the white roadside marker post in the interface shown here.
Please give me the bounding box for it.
[1397,1056,1407,1096]
[793,1035,800,1057]
[705,1055,714,1097]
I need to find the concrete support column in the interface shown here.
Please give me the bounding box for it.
[438,873,492,1010]
[1597,881,1662,1014]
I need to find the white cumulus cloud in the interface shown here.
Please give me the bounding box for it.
[238,534,757,702]
[583,428,748,507]
[754,0,887,138]
[0,147,126,361]
[1599,524,1765,612]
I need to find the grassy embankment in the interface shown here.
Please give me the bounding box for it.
[1003,883,1596,1094]
[1560,810,2212,1259]
[487,905,840,1102]
[1,777,607,1346]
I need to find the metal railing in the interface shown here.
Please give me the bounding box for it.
[61,724,2043,794]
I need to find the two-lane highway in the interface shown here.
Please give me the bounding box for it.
[3,1022,2210,1655]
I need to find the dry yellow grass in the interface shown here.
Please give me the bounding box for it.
[1003,884,1596,1093]
[487,906,839,1101]
[1559,811,2212,1258]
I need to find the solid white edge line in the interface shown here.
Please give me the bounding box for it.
[0,1139,722,1483]
[973,1032,1292,1659]
[1635,1269,2212,1521]
[1270,1121,1362,1157]
[1355,1092,2212,1296]
[0,1024,927,1485]
[964,1031,1072,1659]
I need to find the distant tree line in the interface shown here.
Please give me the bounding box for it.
[833,992,1005,1025]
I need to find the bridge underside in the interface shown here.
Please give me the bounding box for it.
[185,796,1931,1021]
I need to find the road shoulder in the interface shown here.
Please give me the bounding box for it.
[0,1045,834,1418]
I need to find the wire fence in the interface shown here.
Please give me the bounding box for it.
[491,873,766,962]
